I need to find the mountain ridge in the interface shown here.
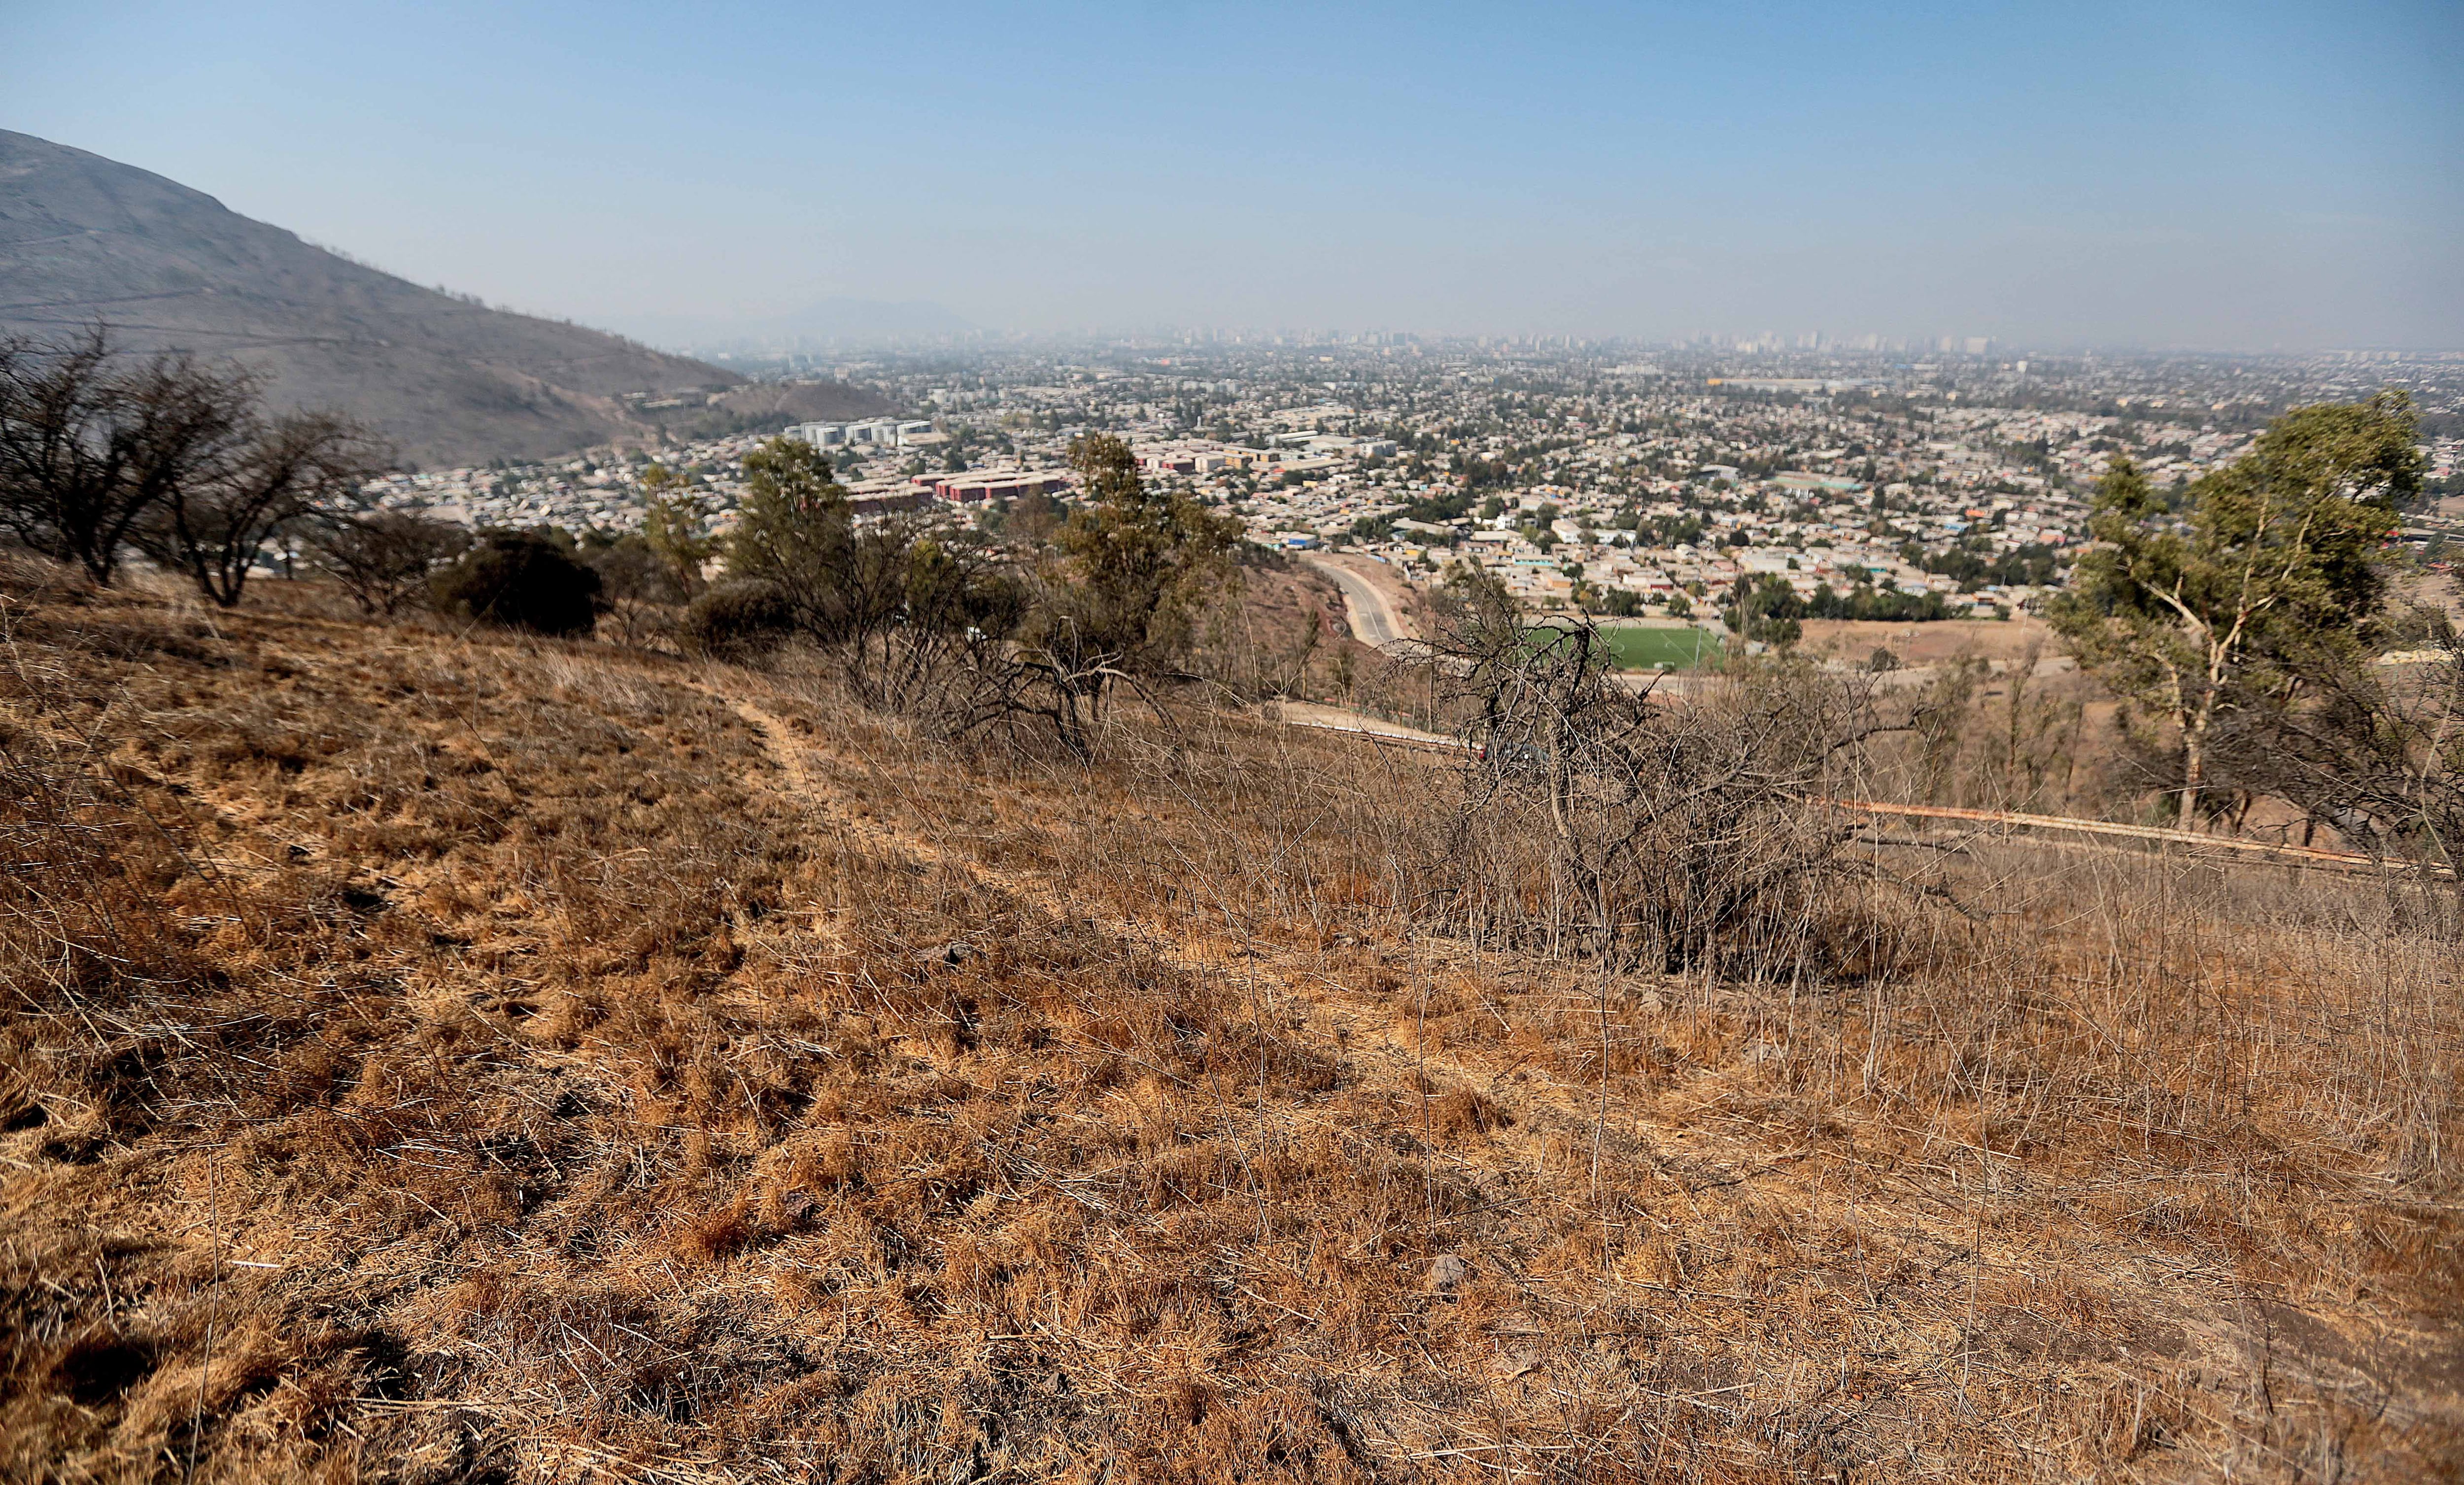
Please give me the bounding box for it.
[0,131,886,466]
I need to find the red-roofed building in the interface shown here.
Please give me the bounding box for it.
[917,471,1074,504]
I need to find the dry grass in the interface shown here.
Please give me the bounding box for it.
[1,563,2457,1483]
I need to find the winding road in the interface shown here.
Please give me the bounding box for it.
[1303,555,1414,647]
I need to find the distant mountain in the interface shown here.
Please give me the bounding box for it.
[620,297,976,354]
[0,131,888,467]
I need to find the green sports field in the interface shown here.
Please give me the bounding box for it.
[1599,625,1725,670]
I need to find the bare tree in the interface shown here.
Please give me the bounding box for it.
[303,508,470,616]
[0,329,248,584]
[1,327,386,602]
[140,411,391,608]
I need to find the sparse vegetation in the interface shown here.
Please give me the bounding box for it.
[0,551,2456,1482]
[0,327,388,601]
[0,385,2459,1482]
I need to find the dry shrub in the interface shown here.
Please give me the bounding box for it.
[1400,592,1915,979]
[1436,654,1899,977]
[0,575,2457,1484]
[680,577,794,661]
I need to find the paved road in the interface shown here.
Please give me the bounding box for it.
[1275,701,1456,749]
[1304,557,1411,647]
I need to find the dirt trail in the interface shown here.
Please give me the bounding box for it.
[723,696,1796,1194]
[719,694,2464,1429]
[732,705,1512,1082]
[728,698,1047,904]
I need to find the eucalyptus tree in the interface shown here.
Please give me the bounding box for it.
[2052,393,2421,829]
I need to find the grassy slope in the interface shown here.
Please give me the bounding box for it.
[2,570,2458,1482]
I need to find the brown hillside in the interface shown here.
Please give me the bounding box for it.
[0,131,884,467]
[2,565,2458,1481]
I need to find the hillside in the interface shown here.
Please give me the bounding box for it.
[3,562,2458,1481]
[0,131,884,466]
[640,378,903,445]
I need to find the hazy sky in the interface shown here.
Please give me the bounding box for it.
[7,0,2460,349]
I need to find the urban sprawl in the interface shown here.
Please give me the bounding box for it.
[370,340,2464,657]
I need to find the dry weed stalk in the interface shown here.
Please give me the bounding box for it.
[0,569,2454,1483]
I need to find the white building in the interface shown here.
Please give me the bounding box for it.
[784,418,933,448]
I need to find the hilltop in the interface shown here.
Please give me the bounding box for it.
[0,131,884,466]
[2,561,2457,1482]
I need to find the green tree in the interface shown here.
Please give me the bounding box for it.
[1037,433,1239,675]
[2051,394,2421,829]
[725,437,898,645]
[1011,434,1239,751]
[638,461,718,598]
[434,531,601,636]
[1723,574,1803,649]
[725,436,1021,711]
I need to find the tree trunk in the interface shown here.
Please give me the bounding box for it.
[2179,714,2208,835]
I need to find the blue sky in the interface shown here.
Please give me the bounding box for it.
[7,0,2459,347]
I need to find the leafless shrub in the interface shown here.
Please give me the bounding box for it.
[136,411,392,608]
[299,508,470,617]
[1416,574,1896,976]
